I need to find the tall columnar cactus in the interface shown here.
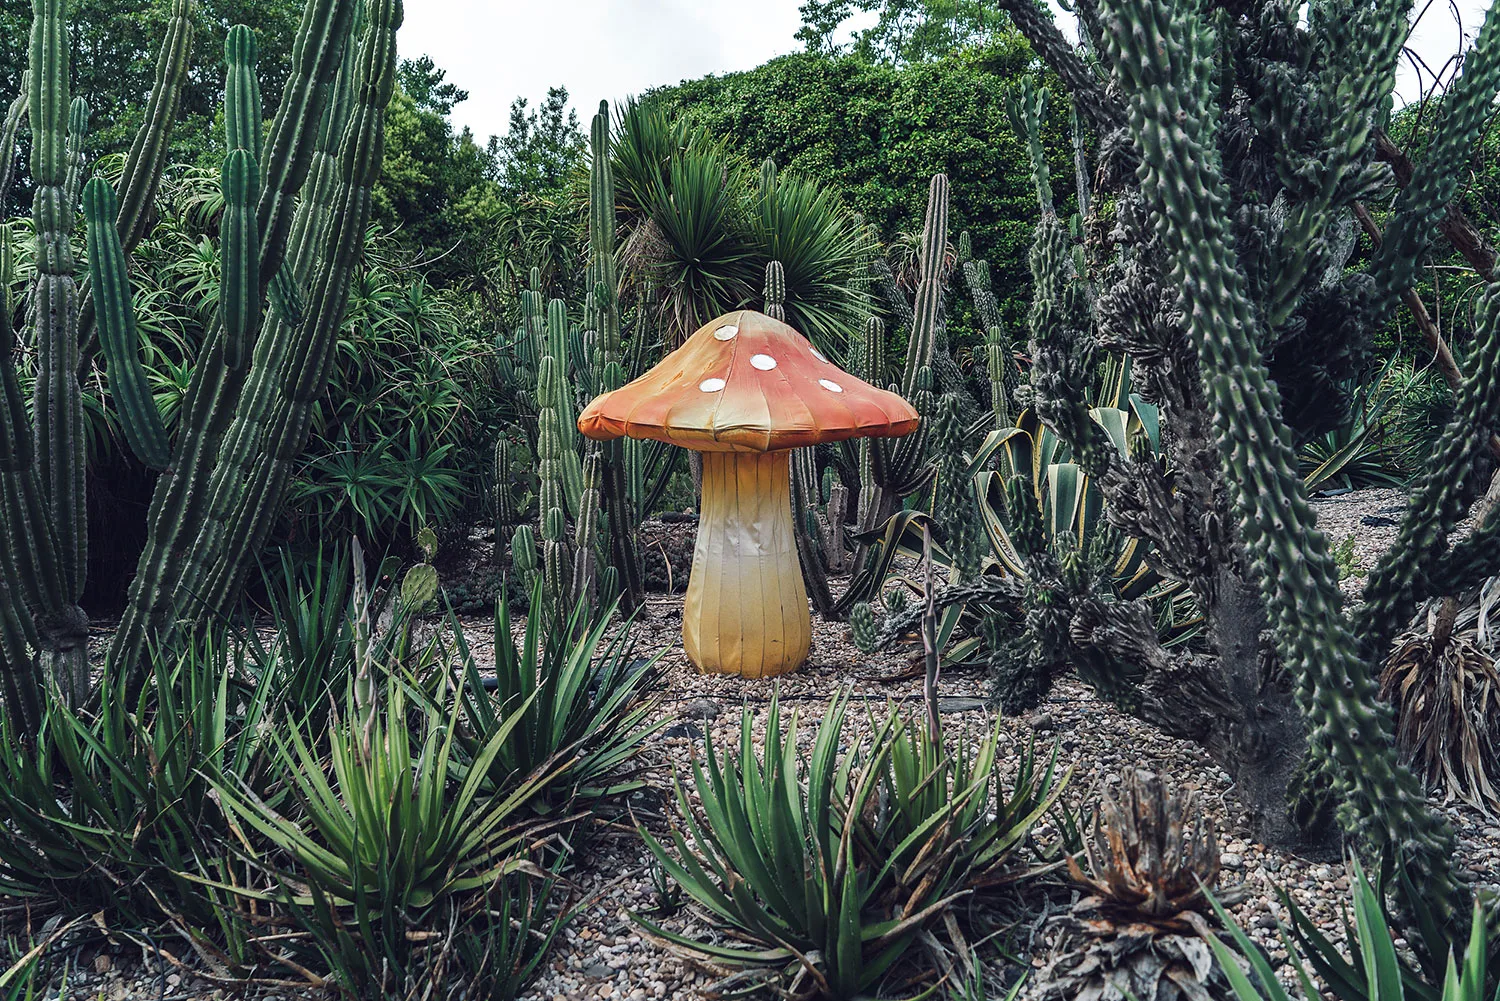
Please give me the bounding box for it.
[536,342,571,618]
[219,27,262,371]
[571,447,602,612]
[184,2,365,626]
[82,178,170,469]
[0,83,29,208]
[543,298,584,516]
[582,100,646,612]
[100,0,398,686]
[9,0,90,702]
[1098,0,1459,903]
[840,179,954,610]
[1004,74,1053,215]
[900,174,948,397]
[931,392,983,579]
[763,260,787,323]
[0,0,401,711]
[493,433,517,546]
[765,258,840,616]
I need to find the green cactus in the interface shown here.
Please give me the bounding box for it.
[1004,74,1052,214]
[62,98,88,214]
[931,392,983,579]
[850,601,878,654]
[901,174,947,396]
[0,0,397,713]
[493,433,517,535]
[1093,0,1464,907]
[570,447,602,613]
[81,177,170,469]
[511,523,538,587]
[399,525,440,613]
[219,27,262,371]
[0,81,29,207]
[104,0,396,686]
[17,0,89,703]
[841,177,957,611]
[587,100,644,613]
[763,260,787,322]
[985,325,1015,428]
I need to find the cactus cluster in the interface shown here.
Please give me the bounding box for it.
[0,0,405,710]
[501,101,655,624]
[986,0,1500,924]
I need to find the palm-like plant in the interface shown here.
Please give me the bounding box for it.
[612,97,869,353]
[746,161,872,353]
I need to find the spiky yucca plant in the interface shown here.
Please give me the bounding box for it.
[1041,770,1240,1001]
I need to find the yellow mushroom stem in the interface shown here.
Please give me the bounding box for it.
[683,449,811,678]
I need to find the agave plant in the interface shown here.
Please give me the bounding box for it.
[451,583,665,804]
[636,691,1064,999]
[974,402,1164,598]
[1039,769,1238,1001]
[0,636,269,927]
[214,669,556,914]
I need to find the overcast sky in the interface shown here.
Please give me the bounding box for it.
[399,1,1494,145]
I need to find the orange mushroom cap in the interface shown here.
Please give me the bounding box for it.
[578,310,920,453]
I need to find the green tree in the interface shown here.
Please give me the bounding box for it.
[488,86,586,198]
[0,0,304,170]
[647,40,1065,342]
[796,0,1010,63]
[372,56,493,280]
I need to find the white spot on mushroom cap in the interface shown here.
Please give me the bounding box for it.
[699,377,726,392]
[811,347,828,363]
[750,354,777,371]
[713,324,738,341]
[819,378,844,393]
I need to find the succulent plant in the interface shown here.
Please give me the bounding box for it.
[0,0,405,712]
[1041,770,1239,1001]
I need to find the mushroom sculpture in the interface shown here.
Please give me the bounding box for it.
[578,310,919,678]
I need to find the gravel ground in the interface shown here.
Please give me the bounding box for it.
[32,495,1500,999]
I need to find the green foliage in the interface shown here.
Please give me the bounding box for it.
[647,44,1067,342]
[1205,860,1497,1001]
[795,0,1015,65]
[453,584,663,804]
[0,0,305,174]
[637,691,1065,998]
[371,64,493,278]
[614,96,873,353]
[488,86,586,198]
[0,637,268,928]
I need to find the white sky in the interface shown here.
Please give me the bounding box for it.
[399,1,1493,144]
